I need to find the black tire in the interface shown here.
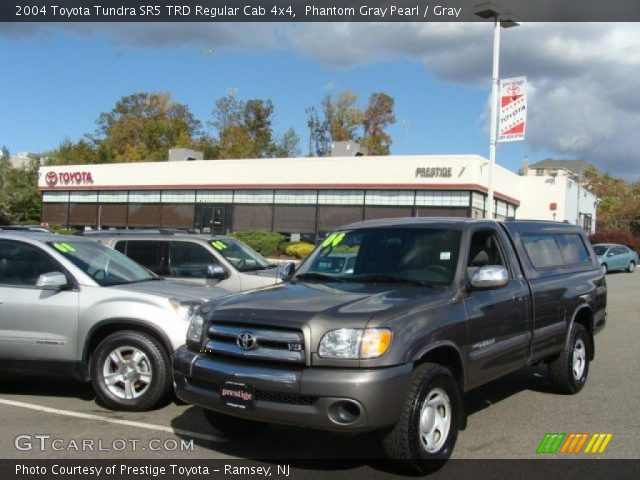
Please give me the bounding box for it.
[548,324,590,394]
[202,409,267,436]
[90,330,172,411]
[601,263,608,274]
[381,363,462,474]
[627,261,635,273]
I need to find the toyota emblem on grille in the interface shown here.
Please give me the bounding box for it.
[237,332,258,350]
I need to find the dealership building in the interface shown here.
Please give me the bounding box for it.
[37,154,598,238]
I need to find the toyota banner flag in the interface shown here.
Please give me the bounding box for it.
[498,76,527,142]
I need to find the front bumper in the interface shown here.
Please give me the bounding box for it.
[173,346,412,433]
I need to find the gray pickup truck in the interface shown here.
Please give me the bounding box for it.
[174,218,606,471]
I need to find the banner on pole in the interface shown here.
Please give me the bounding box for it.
[498,76,527,142]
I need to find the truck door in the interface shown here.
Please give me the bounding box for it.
[463,228,530,388]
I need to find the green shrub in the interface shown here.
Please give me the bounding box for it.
[53,228,79,235]
[283,242,315,259]
[229,230,284,257]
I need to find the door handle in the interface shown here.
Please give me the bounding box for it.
[512,294,523,302]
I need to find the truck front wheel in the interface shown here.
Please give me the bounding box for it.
[548,323,590,394]
[381,363,462,473]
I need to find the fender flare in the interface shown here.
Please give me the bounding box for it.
[565,304,595,360]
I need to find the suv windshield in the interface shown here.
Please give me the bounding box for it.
[593,245,609,255]
[211,238,273,272]
[296,228,462,286]
[48,240,156,286]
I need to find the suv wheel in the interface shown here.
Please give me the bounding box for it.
[627,261,635,273]
[548,323,590,394]
[202,409,267,436]
[381,363,461,473]
[91,330,171,411]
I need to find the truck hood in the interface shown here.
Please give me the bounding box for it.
[110,279,230,302]
[210,281,446,330]
[242,265,283,281]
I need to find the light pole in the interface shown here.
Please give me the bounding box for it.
[474,3,519,219]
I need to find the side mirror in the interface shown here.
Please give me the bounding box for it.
[470,265,509,290]
[36,272,69,290]
[281,262,296,282]
[206,265,229,280]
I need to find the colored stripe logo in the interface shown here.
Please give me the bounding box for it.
[537,433,613,454]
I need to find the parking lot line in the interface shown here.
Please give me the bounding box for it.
[0,398,224,444]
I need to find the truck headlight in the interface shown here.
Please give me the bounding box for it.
[318,328,392,359]
[186,309,205,344]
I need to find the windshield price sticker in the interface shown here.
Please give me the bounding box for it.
[53,242,76,253]
[322,233,346,248]
[211,241,228,250]
[440,251,451,260]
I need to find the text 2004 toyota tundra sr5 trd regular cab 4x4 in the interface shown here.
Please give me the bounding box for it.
[174,219,607,471]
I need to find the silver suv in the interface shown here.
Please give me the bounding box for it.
[85,231,286,292]
[0,233,229,411]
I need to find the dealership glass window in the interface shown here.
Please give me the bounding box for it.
[496,200,508,219]
[128,204,161,227]
[415,191,470,207]
[161,204,195,229]
[42,203,69,224]
[234,190,274,204]
[98,204,127,227]
[317,190,365,205]
[161,190,196,203]
[274,190,317,204]
[365,190,415,206]
[69,204,97,226]
[196,190,233,203]
[233,205,273,230]
[98,191,128,203]
[364,207,413,220]
[472,192,485,210]
[69,191,98,203]
[273,205,316,233]
[128,190,161,203]
[42,191,70,203]
[317,206,363,232]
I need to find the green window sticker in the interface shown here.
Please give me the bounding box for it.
[321,232,346,248]
[53,242,76,253]
[211,241,228,250]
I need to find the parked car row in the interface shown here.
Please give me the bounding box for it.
[0,219,608,472]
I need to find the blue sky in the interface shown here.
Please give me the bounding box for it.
[1,23,636,178]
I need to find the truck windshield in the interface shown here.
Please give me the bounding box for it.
[296,228,461,286]
[48,241,156,286]
[211,238,273,272]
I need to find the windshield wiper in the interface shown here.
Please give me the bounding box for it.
[293,272,345,283]
[110,277,162,285]
[350,274,434,287]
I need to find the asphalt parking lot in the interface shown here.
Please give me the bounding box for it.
[1,271,639,463]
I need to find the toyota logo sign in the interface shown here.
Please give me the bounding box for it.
[237,332,258,351]
[45,171,59,185]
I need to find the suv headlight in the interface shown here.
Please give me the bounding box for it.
[318,328,392,359]
[169,298,200,321]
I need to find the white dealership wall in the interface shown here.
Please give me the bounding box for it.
[38,154,596,230]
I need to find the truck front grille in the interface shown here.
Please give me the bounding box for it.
[204,323,305,364]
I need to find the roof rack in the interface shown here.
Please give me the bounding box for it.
[78,228,197,236]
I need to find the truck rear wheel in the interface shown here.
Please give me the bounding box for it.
[381,363,461,473]
[548,323,590,394]
[202,409,267,436]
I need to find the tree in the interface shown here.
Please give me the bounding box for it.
[0,147,41,224]
[306,106,331,157]
[361,92,396,155]
[274,128,301,158]
[46,138,98,165]
[209,90,244,133]
[93,92,202,162]
[218,125,256,159]
[322,90,363,142]
[243,99,275,157]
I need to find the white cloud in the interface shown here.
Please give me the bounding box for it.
[3,21,639,178]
